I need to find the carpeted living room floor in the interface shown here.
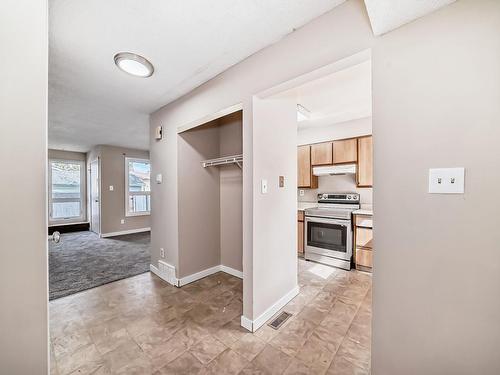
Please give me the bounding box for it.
[49,231,150,300]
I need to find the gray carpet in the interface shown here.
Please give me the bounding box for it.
[49,231,150,300]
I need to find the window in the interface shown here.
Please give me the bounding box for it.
[125,158,151,216]
[48,160,85,223]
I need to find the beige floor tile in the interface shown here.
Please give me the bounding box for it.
[201,349,248,374]
[295,337,336,373]
[335,338,371,371]
[326,356,370,375]
[155,351,204,375]
[56,343,103,375]
[283,358,314,375]
[190,334,227,364]
[230,334,266,361]
[52,328,92,359]
[238,361,273,375]
[251,344,291,374]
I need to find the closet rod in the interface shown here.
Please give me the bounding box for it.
[201,154,243,169]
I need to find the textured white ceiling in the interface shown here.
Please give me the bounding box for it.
[49,0,346,152]
[296,60,372,129]
[364,0,456,36]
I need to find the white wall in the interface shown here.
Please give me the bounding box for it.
[252,94,298,320]
[299,174,372,206]
[297,116,371,145]
[0,0,49,373]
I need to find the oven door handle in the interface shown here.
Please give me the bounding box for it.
[305,217,350,226]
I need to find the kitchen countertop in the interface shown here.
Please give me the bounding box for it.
[298,201,317,211]
[353,208,373,216]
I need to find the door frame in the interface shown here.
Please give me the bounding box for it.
[89,158,101,235]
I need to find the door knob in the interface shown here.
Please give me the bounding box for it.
[49,231,61,243]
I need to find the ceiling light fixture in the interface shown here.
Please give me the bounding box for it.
[114,52,154,78]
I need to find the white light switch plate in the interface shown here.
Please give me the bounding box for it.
[428,168,465,194]
[156,173,163,184]
[261,179,268,194]
[109,185,114,191]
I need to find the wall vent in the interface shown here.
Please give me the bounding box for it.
[268,311,292,330]
[158,260,178,287]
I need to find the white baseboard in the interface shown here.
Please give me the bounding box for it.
[220,265,243,279]
[151,263,243,288]
[240,315,253,332]
[178,265,221,286]
[240,285,300,332]
[101,227,151,238]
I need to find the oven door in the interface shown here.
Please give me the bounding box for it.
[305,216,352,261]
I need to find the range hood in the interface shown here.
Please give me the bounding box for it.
[313,164,356,176]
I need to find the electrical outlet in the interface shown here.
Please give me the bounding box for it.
[160,248,165,258]
[120,219,125,224]
[299,190,305,197]
[279,176,285,188]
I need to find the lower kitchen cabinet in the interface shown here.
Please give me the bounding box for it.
[298,210,304,254]
[354,214,373,272]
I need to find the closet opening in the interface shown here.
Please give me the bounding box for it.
[176,109,244,326]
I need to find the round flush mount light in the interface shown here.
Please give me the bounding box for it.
[114,52,154,78]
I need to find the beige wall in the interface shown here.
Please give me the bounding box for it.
[297,116,372,146]
[0,0,49,373]
[219,112,243,272]
[371,1,500,373]
[48,149,86,161]
[87,145,151,235]
[178,122,221,277]
[177,113,243,277]
[150,0,500,370]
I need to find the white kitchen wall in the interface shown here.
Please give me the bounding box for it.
[298,174,372,206]
[298,116,371,145]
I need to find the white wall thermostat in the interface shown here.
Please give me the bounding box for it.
[155,125,163,140]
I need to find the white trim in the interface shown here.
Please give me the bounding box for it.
[177,103,243,133]
[256,49,371,99]
[48,221,89,227]
[100,227,150,238]
[178,265,221,287]
[125,157,151,217]
[240,316,253,332]
[48,158,86,225]
[220,265,243,279]
[239,285,300,332]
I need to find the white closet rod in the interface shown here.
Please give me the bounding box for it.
[201,154,243,169]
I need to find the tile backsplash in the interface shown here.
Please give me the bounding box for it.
[298,174,372,205]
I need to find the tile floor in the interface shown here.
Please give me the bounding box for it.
[50,259,371,374]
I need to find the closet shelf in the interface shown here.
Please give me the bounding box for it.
[201,154,243,169]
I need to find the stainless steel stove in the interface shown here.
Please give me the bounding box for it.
[304,193,360,270]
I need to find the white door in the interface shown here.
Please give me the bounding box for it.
[90,159,100,234]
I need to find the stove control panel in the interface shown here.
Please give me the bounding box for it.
[317,193,360,204]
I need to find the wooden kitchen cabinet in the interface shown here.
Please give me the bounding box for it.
[298,145,318,188]
[311,142,333,166]
[357,136,373,187]
[354,214,373,272]
[298,220,304,254]
[333,138,357,164]
[297,210,305,254]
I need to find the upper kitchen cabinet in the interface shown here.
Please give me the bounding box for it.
[298,145,318,188]
[333,138,357,164]
[357,136,373,187]
[311,142,333,166]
